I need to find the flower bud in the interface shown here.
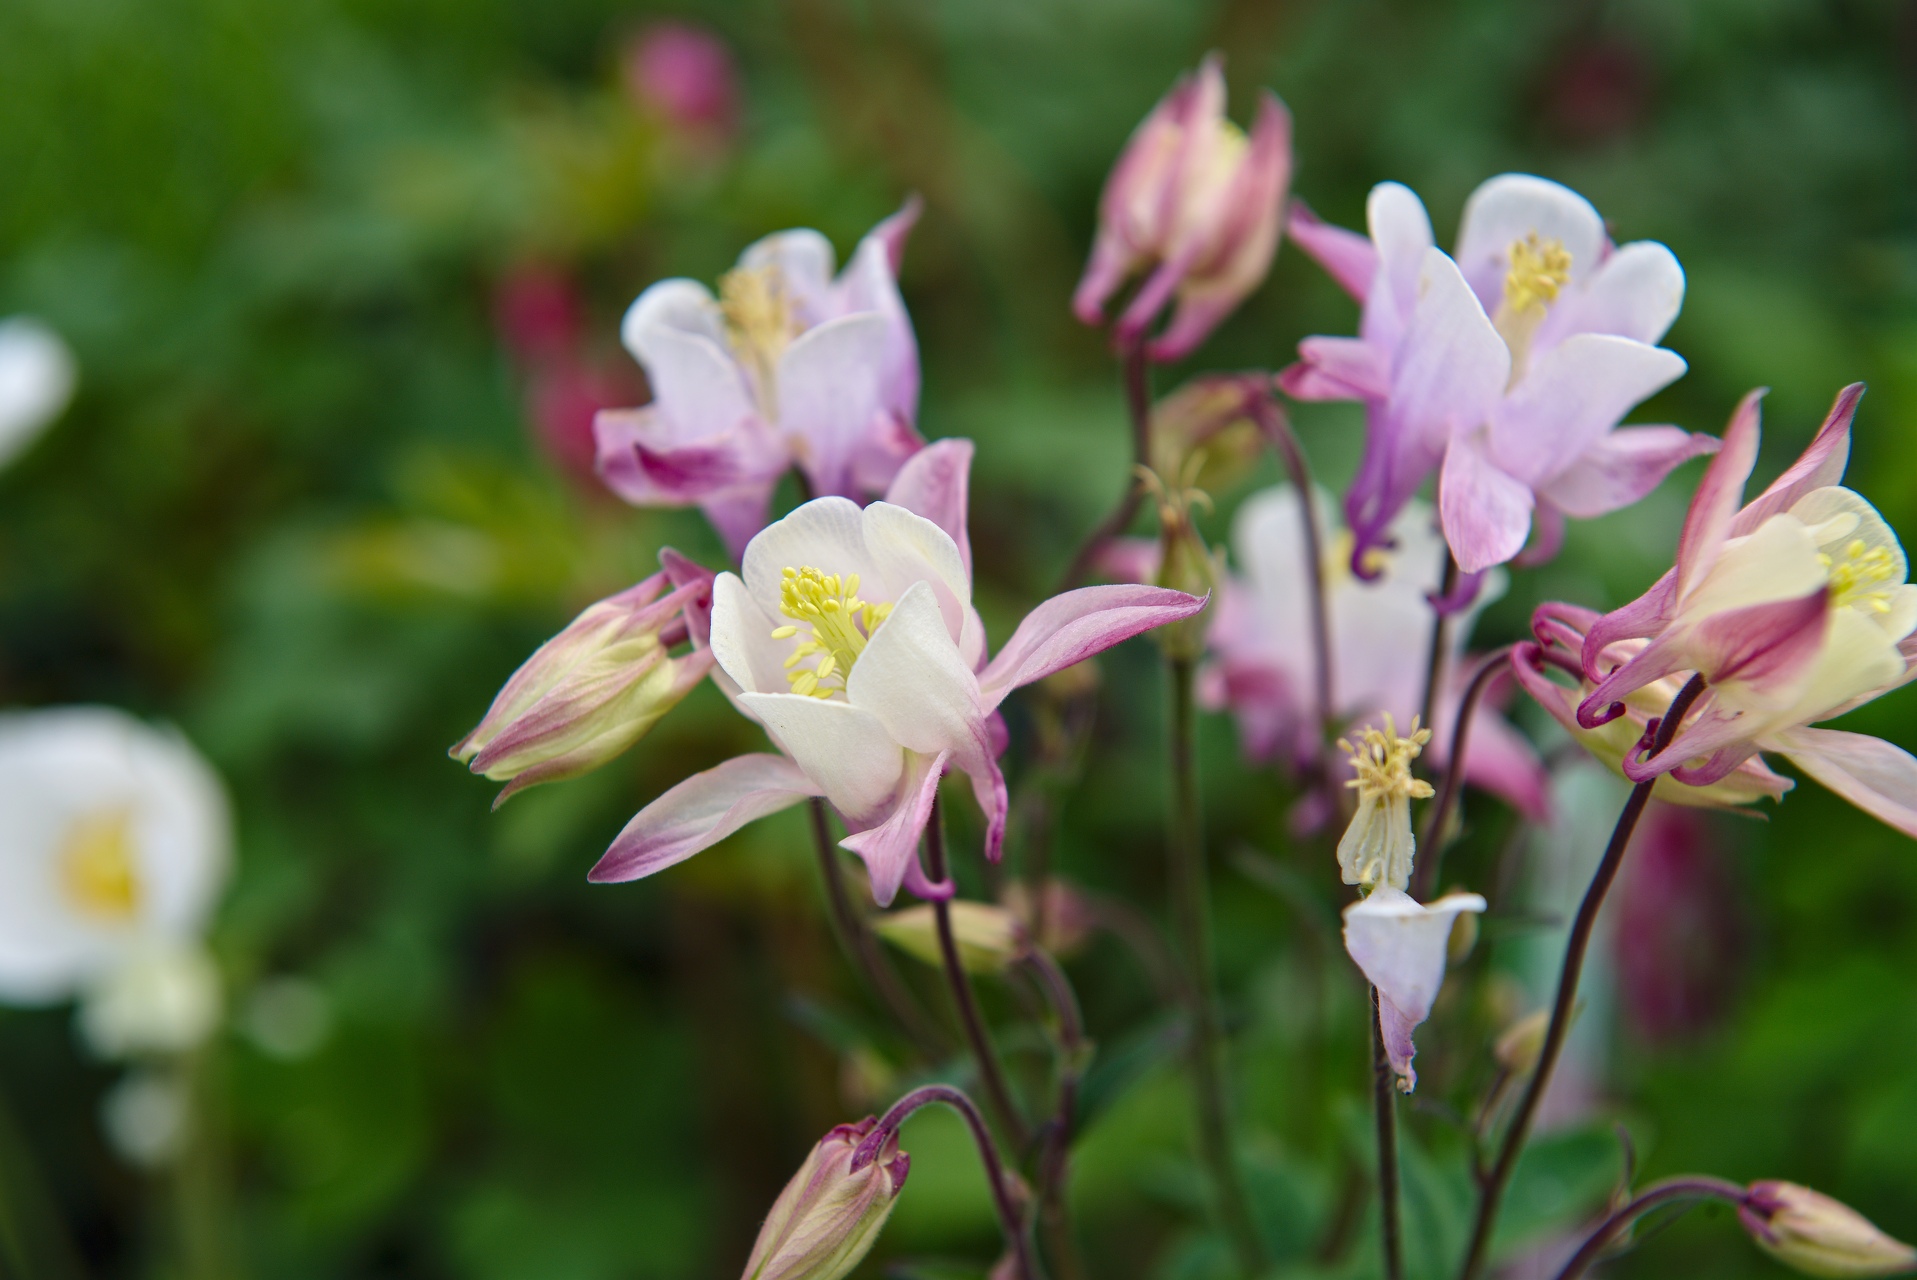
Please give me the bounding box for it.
[1493,1008,1551,1076]
[452,553,716,805]
[1073,55,1292,362]
[1148,377,1264,499]
[875,902,1025,975]
[1738,1181,1917,1278]
[1001,879,1096,959]
[741,1118,910,1280]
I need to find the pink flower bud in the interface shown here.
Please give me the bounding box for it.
[1074,54,1292,363]
[741,1118,910,1280]
[1739,1182,1917,1277]
[623,21,739,141]
[451,554,716,805]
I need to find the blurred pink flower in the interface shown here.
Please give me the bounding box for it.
[1281,175,1713,581]
[588,441,1208,904]
[1614,803,1744,1044]
[1074,54,1292,363]
[492,265,643,486]
[493,263,583,363]
[595,202,925,557]
[622,20,739,141]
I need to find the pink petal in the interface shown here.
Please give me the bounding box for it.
[1391,249,1510,451]
[1489,334,1686,486]
[1581,571,1678,682]
[841,749,949,906]
[594,407,764,506]
[1626,702,1757,783]
[1377,994,1421,1091]
[778,312,891,499]
[977,585,1210,710]
[1676,389,1763,599]
[1437,681,1552,822]
[1439,433,1535,574]
[1579,626,1692,729]
[1286,199,1376,301]
[1276,337,1388,402]
[699,483,779,561]
[870,193,923,277]
[590,754,820,883]
[1345,404,1445,568]
[1688,585,1829,690]
[1072,228,1140,327]
[1733,382,1864,535]
[1773,727,1917,839]
[1538,425,1721,519]
[883,438,974,575]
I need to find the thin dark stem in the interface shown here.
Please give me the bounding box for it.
[857,1084,1043,1280]
[1554,1177,1748,1280]
[808,800,948,1058]
[1166,656,1266,1276]
[1457,674,1709,1280]
[1058,341,1153,591]
[925,794,1030,1150]
[1022,950,1087,1280]
[1249,390,1336,740]
[1412,645,1516,901]
[1417,549,1460,739]
[1372,987,1405,1280]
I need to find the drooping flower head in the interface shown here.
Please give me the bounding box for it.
[1343,886,1487,1091]
[588,439,1209,904]
[1074,55,1292,363]
[741,1117,910,1280]
[1552,386,1917,838]
[1738,1182,1917,1278]
[1282,175,1715,588]
[0,708,231,1057]
[1201,486,1548,821]
[596,203,925,556]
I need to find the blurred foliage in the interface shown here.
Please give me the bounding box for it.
[0,0,1914,1277]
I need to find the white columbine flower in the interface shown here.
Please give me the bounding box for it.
[1343,886,1487,1091]
[0,707,231,1057]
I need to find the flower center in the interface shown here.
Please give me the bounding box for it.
[1340,715,1434,808]
[1822,538,1900,614]
[770,566,894,699]
[719,264,798,412]
[59,809,141,922]
[1494,234,1573,383]
[1322,528,1390,587]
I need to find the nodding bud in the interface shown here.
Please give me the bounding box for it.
[1493,1008,1552,1076]
[1074,54,1293,363]
[875,902,1026,975]
[1148,376,1265,498]
[451,551,716,805]
[1739,1182,1917,1278]
[741,1118,910,1280]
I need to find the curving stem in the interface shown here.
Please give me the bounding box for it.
[1412,645,1516,901]
[1552,1176,1749,1280]
[854,1084,1043,1280]
[1057,340,1153,592]
[1022,948,1088,1280]
[1372,987,1405,1280]
[1417,548,1461,738]
[1456,674,1709,1280]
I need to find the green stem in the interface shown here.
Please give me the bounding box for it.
[1023,949,1087,1280]
[1372,987,1404,1280]
[1166,656,1265,1276]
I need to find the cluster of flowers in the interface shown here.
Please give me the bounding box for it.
[448,52,1917,1280]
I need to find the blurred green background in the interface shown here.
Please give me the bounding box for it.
[1,0,1914,1277]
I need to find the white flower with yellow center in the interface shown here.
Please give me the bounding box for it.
[0,707,230,1057]
[1335,714,1434,891]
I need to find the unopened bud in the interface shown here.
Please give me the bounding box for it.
[1151,491,1220,662]
[452,554,715,804]
[741,1118,910,1280]
[1149,377,1264,497]
[1493,1008,1551,1076]
[1739,1182,1917,1278]
[1001,879,1096,959]
[875,902,1025,975]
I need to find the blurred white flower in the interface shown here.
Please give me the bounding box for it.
[100,1068,189,1168]
[241,975,333,1060]
[0,707,232,1056]
[0,317,76,471]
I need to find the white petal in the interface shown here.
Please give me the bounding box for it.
[624,314,759,448]
[1535,240,1685,352]
[1391,249,1510,453]
[1342,887,1486,1024]
[739,229,838,323]
[1491,334,1687,486]
[740,497,880,618]
[621,279,725,361]
[709,573,790,697]
[845,583,987,766]
[776,312,890,497]
[1453,174,1606,310]
[736,693,904,823]
[1362,182,1436,350]
[861,499,973,645]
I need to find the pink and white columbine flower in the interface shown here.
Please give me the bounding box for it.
[1073,55,1292,363]
[1567,385,1917,836]
[1281,174,1715,582]
[1201,486,1548,821]
[595,204,925,556]
[1343,886,1486,1091]
[589,440,1209,904]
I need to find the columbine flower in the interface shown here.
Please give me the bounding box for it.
[1738,1182,1917,1278]
[1343,886,1487,1091]
[0,708,231,1057]
[1202,486,1548,820]
[1073,54,1292,363]
[1281,174,1715,580]
[452,550,716,805]
[1336,715,1434,891]
[595,205,924,556]
[588,439,1208,904]
[0,316,76,471]
[741,1118,910,1280]
[1567,385,1917,835]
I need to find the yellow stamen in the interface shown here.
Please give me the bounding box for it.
[1335,715,1435,891]
[59,809,141,921]
[1502,234,1573,315]
[773,566,894,699]
[1821,539,1900,614]
[719,264,799,410]
[1339,714,1435,806]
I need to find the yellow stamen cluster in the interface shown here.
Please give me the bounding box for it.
[59,809,141,921]
[772,566,894,699]
[1502,234,1573,315]
[719,265,798,405]
[1340,714,1434,807]
[1822,539,1900,614]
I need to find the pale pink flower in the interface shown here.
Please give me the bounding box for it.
[1073,55,1292,363]
[1281,174,1714,581]
[589,441,1208,904]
